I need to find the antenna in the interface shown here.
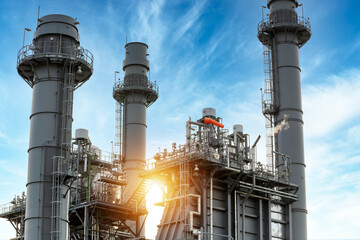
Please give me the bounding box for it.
[126,35,128,44]
[37,5,40,22]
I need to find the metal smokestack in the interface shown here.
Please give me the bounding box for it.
[258,0,311,239]
[113,42,158,235]
[17,14,93,240]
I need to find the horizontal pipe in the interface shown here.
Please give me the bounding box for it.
[204,117,224,128]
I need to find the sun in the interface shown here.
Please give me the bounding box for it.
[145,182,165,239]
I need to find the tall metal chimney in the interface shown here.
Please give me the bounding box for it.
[258,0,311,239]
[113,42,158,235]
[17,14,93,240]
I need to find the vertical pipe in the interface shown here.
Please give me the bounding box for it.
[242,201,245,240]
[227,188,232,239]
[210,177,213,240]
[202,179,207,235]
[234,192,238,240]
[76,140,81,203]
[96,210,99,240]
[87,155,92,202]
[259,199,263,240]
[84,206,88,240]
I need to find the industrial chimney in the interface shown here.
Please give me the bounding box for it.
[17,14,93,240]
[113,42,159,235]
[258,0,311,239]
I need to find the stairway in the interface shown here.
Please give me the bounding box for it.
[125,178,152,211]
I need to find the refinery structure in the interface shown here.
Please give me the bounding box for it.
[0,0,311,239]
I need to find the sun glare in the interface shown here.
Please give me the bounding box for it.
[145,183,165,239]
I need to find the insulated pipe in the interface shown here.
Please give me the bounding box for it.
[204,117,224,128]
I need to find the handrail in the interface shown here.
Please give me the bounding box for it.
[17,41,94,67]
[114,78,159,95]
[0,201,26,215]
[258,15,311,33]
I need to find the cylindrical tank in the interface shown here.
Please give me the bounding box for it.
[17,14,93,240]
[75,128,89,140]
[233,124,243,145]
[258,0,311,239]
[202,107,216,118]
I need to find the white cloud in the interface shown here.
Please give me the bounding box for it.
[303,68,360,138]
[172,0,208,42]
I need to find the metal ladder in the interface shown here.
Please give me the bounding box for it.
[115,102,123,159]
[51,64,75,240]
[262,46,276,171]
[180,149,190,238]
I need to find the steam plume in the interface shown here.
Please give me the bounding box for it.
[274,114,289,134]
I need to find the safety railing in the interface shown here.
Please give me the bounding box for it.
[267,0,298,5]
[17,41,94,67]
[258,15,311,33]
[0,201,26,216]
[114,77,159,95]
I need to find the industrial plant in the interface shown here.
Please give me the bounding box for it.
[0,0,311,239]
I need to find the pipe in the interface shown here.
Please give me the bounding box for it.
[96,210,99,240]
[210,176,213,240]
[234,192,237,240]
[189,194,201,232]
[202,179,207,234]
[200,232,234,240]
[76,140,81,203]
[251,135,261,148]
[204,117,224,128]
[84,206,88,240]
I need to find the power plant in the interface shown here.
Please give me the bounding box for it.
[0,0,311,239]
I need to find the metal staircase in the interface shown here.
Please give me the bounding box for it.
[126,178,152,211]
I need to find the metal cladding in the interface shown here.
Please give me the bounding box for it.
[258,0,311,239]
[202,107,216,118]
[113,42,158,235]
[17,14,93,240]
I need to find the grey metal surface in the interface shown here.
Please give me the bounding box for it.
[258,1,311,239]
[17,14,93,240]
[113,42,158,237]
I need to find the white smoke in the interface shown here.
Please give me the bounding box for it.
[274,114,290,134]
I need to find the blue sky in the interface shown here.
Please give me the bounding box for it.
[0,0,360,239]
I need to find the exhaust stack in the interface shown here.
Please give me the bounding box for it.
[17,14,93,240]
[258,0,311,239]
